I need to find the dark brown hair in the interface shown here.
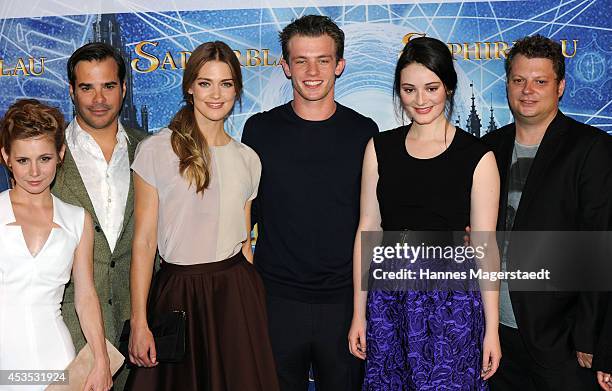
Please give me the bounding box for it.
[505,34,565,81]
[169,41,242,194]
[0,99,65,167]
[67,42,126,88]
[279,15,345,62]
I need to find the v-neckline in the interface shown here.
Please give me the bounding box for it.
[7,190,57,259]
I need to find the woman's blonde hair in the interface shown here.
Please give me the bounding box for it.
[169,41,242,194]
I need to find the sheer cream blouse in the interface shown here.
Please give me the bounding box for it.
[132,128,261,265]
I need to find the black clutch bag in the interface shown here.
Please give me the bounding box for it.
[118,310,186,365]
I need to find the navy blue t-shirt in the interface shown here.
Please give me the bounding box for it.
[242,102,378,303]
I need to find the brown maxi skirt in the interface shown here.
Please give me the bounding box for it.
[125,252,280,391]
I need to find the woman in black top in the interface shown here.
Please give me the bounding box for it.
[349,37,501,390]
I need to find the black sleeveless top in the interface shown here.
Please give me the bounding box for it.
[373,125,490,231]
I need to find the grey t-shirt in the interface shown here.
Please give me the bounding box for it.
[500,140,539,328]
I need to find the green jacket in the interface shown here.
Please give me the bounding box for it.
[52,125,147,350]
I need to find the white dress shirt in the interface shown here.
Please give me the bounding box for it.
[66,119,130,252]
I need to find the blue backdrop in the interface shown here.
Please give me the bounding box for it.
[0,1,610,389]
[1,1,610,140]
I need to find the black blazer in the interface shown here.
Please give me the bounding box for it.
[594,293,612,373]
[482,111,612,368]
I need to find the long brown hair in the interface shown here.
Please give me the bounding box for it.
[169,41,242,194]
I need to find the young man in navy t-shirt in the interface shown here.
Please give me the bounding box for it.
[242,15,378,391]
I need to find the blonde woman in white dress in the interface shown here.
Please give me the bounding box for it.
[0,99,112,391]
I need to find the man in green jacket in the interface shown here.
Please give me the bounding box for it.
[52,42,146,389]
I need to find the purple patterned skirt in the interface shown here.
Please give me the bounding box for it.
[363,289,488,391]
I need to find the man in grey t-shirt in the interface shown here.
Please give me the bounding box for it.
[483,34,611,391]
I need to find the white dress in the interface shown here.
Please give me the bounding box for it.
[0,190,84,390]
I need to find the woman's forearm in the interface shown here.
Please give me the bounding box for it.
[472,231,500,333]
[130,174,159,329]
[75,288,109,364]
[481,289,500,333]
[353,229,368,320]
[130,241,156,327]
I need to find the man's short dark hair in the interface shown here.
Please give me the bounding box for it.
[279,15,345,62]
[67,42,126,87]
[505,34,565,81]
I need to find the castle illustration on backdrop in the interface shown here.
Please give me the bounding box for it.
[91,13,149,133]
[462,83,498,138]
